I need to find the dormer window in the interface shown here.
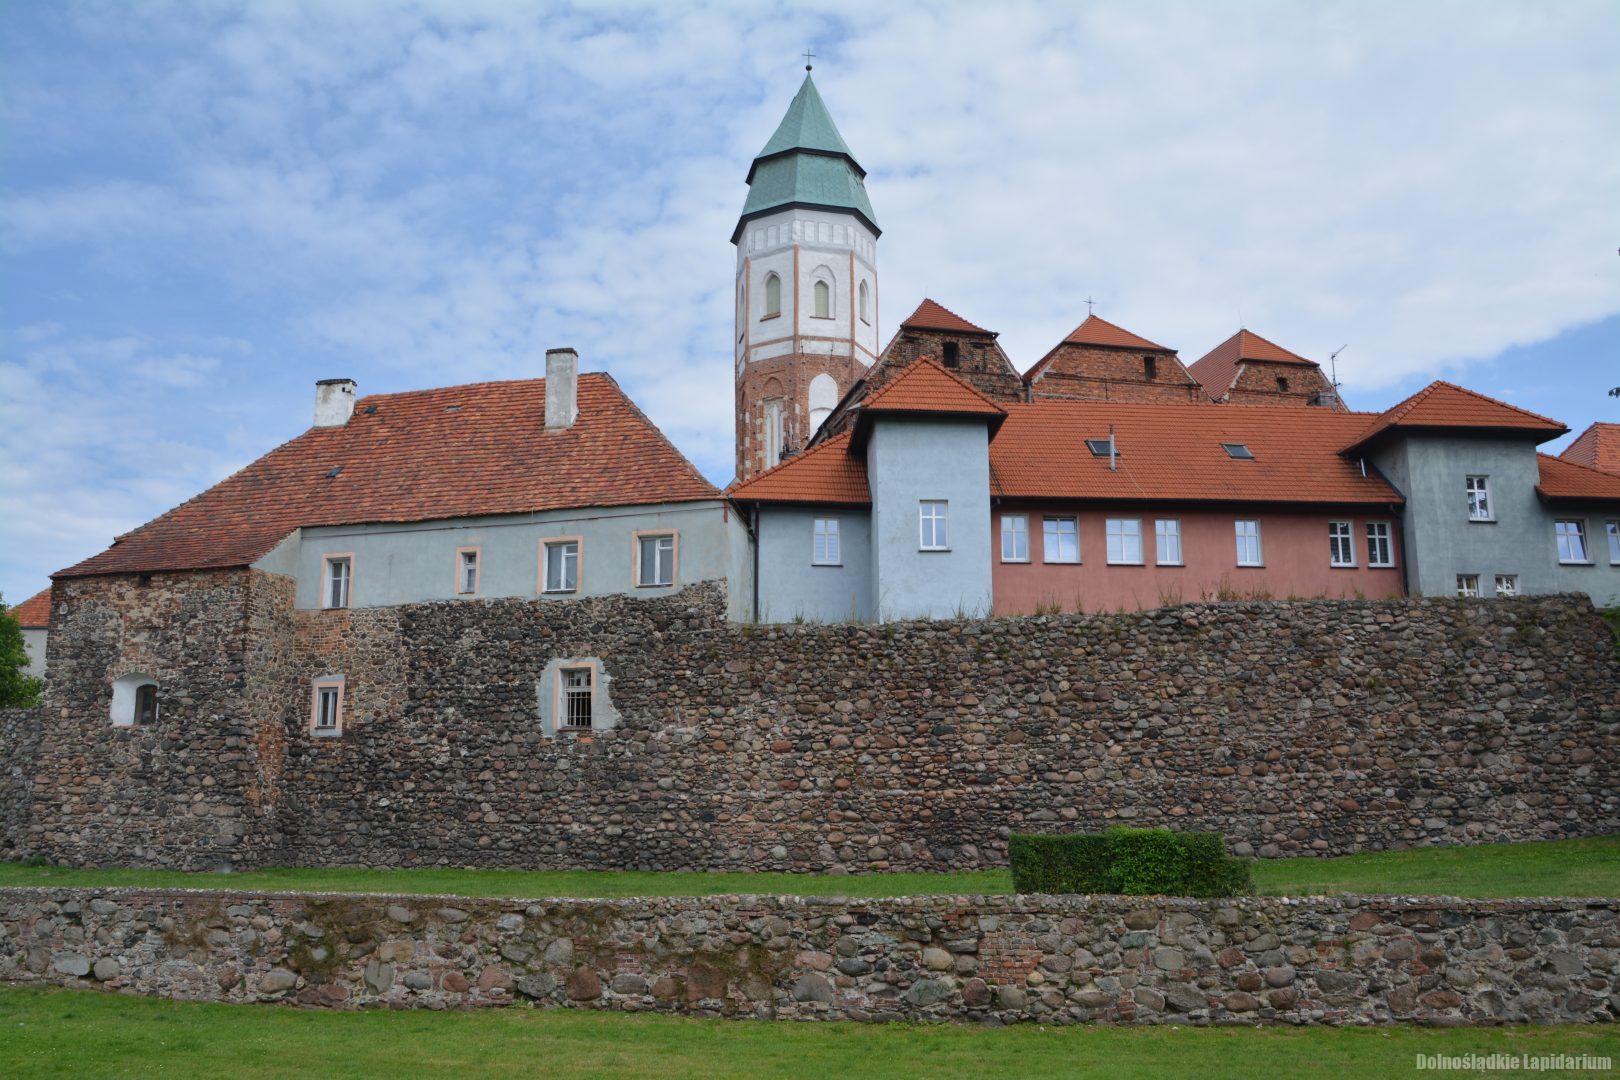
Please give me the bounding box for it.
[942,342,960,369]
[1222,443,1254,459]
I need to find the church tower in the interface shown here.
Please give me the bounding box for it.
[733,73,880,480]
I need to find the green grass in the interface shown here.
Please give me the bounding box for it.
[1,834,1615,900]
[0,986,1615,1080]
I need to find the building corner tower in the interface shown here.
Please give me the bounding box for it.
[733,73,880,481]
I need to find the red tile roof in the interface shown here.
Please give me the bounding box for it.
[1023,314,1173,383]
[1536,453,1620,504]
[1341,381,1567,455]
[900,299,994,336]
[861,357,1008,421]
[728,431,870,505]
[1561,422,1620,476]
[989,401,1400,505]
[9,588,50,629]
[1188,329,1316,401]
[56,374,721,579]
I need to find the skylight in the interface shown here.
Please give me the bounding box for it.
[1085,438,1117,458]
[1222,442,1254,459]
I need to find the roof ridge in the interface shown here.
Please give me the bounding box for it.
[1538,450,1620,480]
[901,298,993,335]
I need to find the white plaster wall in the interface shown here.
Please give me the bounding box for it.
[21,627,46,679]
[736,207,879,367]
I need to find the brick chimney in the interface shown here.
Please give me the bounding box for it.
[546,348,579,430]
[313,378,357,427]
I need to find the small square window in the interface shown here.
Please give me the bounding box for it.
[1494,574,1518,597]
[1000,514,1029,562]
[323,555,352,609]
[1221,443,1254,460]
[636,533,676,587]
[1456,574,1481,598]
[813,518,841,565]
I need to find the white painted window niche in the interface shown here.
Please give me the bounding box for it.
[537,657,621,739]
[110,672,160,727]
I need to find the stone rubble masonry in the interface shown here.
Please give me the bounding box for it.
[5,569,1617,871]
[1,888,1614,1025]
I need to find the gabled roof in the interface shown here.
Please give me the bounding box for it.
[989,401,1400,505]
[1024,315,1172,382]
[727,431,870,506]
[900,299,995,336]
[861,357,1008,422]
[1561,422,1620,476]
[56,374,721,579]
[1188,329,1317,401]
[735,74,877,241]
[1341,381,1567,455]
[9,588,50,629]
[1536,453,1620,505]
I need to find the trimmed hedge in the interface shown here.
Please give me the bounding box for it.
[1008,828,1252,897]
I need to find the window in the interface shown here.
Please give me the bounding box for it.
[561,667,593,729]
[1456,574,1480,598]
[1043,516,1079,564]
[1494,574,1519,597]
[1234,520,1262,566]
[1085,438,1118,458]
[813,279,832,318]
[1366,522,1394,567]
[1155,519,1183,565]
[1607,521,1620,564]
[1466,475,1492,521]
[1221,443,1254,460]
[919,501,949,551]
[455,548,480,595]
[543,539,580,593]
[1554,519,1589,564]
[134,683,159,725]
[323,555,352,609]
[1143,355,1157,380]
[310,677,344,736]
[1276,376,1290,393]
[763,398,784,469]
[942,341,959,369]
[110,673,158,727]
[1106,518,1143,565]
[763,272,781,318]
[1329,521,1356,567]
[859,280,870,324]
[636,533,676,586]
[813,517,841,565]
[1001,514,1029,562]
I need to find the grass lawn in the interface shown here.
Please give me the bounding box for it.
[1,986,1615,1080]
[0,834,1615,900]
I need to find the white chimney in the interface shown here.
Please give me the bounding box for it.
[546,348,579,430]
[313,378,357,427]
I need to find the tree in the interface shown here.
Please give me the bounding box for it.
[0,593,43,708]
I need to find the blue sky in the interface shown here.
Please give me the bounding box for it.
[2,0,1617,604]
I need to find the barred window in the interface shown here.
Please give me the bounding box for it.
[561,667,593,729]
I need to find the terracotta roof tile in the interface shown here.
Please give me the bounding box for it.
[56,374,720,579]
[861,357,1008,420]
[1342,381,1567,454]
[900,299,994,335]
[1561,422,1620,476]
[990,401,1400,505]
[727,431,870,505]
[1023,315,1173,382]
[9,587,50,629]
[1188,329,1317,401]
[1536,453,1620,504]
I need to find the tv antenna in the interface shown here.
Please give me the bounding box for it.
[1329,344,1348,390]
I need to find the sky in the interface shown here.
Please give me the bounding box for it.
[2,0,1617,605]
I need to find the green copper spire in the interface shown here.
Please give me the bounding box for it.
[733,74,879,242]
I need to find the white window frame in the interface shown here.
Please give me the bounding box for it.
[1365,521,1394,568]
[1154,518,1183,566]
[812,517,842,566]
[1042,516,1079,564]
[919,501,949,551]
[1105,518,1144,566]
[1329,521,1356,568]
[310,676,345,737]
[1466,475,1492,522]
[455,547,480,596]
[635,531,677,587]
[1000,514,1029,563]
[1608,520,1620,565]
[1554,519,1589,565]
[542,538,581,594]
[1234,520,1263,567]
[1456,573,1481,598]
[1494,574,1519,597]
[558,665,594,730]
[322,554,353,610]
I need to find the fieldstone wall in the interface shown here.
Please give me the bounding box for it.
[0,707,41,860]
[1,887,1614,1026]
[7,572,1619,871]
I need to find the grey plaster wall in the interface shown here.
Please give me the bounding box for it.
[20,628,46,680]
[1371,434,1620,604]
[756,507,873,623]
[261,501,745,613]
[867,418,993,620]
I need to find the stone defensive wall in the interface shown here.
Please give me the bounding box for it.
[1,887,1614,1025]
[5,569,1618,871]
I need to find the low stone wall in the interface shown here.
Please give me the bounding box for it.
[0,707,42,860]
[1,887,1614,1026]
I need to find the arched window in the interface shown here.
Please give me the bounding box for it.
[110,673,159,727]
[858,280,870,324]
[808,373,838,433]
[763,398,785,469]
[813,280,831,319]
[763,273,782,318]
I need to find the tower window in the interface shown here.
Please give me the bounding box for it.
[763,398,784,469]
[813,279,832,318]
[764,273,782,318]
[1276,376,1290,392]
[942,342,960,368]
[859,280,870,324]
[1143,355,1157,380]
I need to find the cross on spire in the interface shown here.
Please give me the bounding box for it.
[802,48,815,71]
